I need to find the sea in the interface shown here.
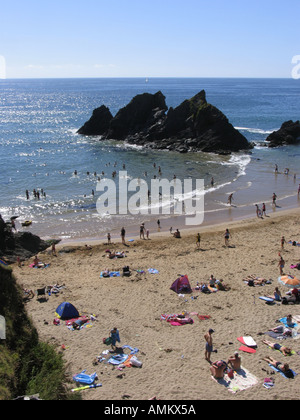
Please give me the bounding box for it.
[0,78,299,243]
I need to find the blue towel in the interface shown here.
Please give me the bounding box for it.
[100,271,120,278]
[269,364,297,379]
[108,354,128,365]
[148,268,159,274]
[279,317,298,328]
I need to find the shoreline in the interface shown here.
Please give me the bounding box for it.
[57,194,300,249]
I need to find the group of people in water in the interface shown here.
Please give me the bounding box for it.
[26,188,46,200]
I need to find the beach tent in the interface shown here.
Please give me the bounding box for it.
[55,302,79,320]
[170,275,192,294]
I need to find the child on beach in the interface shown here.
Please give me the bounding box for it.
[224,229,230,246]
[110,327,120,351]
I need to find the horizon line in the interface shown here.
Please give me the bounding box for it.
[0,76,296,81]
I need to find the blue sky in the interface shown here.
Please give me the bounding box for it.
[0,0,299,78]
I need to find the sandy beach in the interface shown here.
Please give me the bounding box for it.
[14,207,300,401]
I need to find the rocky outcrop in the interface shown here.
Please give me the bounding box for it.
[78,90,252,154]
[77,105,113,136]
[266,120,300,148]
[0,215,51,263]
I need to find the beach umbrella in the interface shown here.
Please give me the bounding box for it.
[278,275,300,289]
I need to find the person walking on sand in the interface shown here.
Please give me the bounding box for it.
[224,229,230,247]
[262,202,267,217]
[121,227,126,244]
[204,329,215,363]
[196,233,201,249]
[272,193,277,206]
[140,223,146,239]
[281,236,286,250]
[278,253,285,275]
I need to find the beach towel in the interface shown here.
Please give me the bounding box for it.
[107,354,128,365]
[211,367,259,394]
[122,345,139,355]
[288,241,300,247]
[197,315,211,321]
[100,271,120,278]
[279,317,298,329]
[29,263,50,269]
[268,364,297,379]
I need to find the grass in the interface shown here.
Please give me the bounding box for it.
[0,264,79,400]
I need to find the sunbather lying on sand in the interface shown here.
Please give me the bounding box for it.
[106,250,126,259]
[262,340,292,356]
[243,274,270,285]
[263,356,295,378]
[268,325,292,337]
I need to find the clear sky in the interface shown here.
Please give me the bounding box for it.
[0,0,299,78]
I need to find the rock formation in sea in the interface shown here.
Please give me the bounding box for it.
[78,90,253,154]
[265,120,300,148]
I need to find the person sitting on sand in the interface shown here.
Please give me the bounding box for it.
[215,279,230,291]
[173,229,181,238]
[33,255,40,267]
[267,287,282,302]
[263,356,295,378]
[227,352,241,370]
[209,275,216,287]
[210,360,227,379]
[262,340,292,356]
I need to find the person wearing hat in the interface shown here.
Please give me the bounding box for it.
[204,329,215,363]
[210,360,227,379]
[227,351,241,371]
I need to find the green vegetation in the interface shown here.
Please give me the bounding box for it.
[0,264,79,400]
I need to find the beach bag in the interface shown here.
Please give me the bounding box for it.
[248,280,254,287]
[123,266,131,276]
[103,337,112,345]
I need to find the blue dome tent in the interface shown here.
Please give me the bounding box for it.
[55,302,79,320]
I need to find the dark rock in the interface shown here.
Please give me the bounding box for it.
[266,120,300,147]
[78,90,253,154]
[77,105,113,136]
[0,216,51,263]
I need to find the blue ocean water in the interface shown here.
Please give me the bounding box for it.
[0,78,299,241]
